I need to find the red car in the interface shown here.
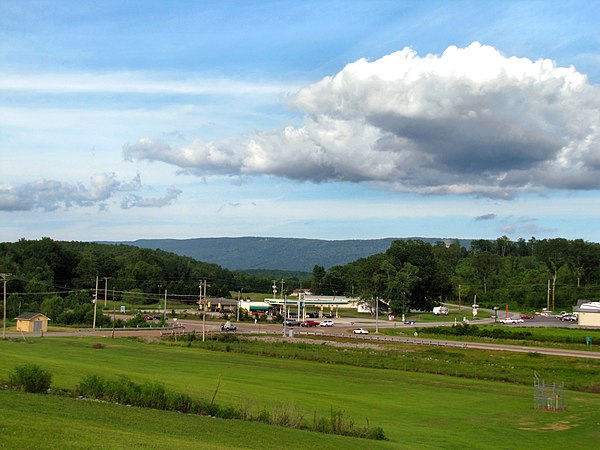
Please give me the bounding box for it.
[521,314,535,320]
[301,320,320,327]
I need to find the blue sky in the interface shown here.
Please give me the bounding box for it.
[2,0,600,243]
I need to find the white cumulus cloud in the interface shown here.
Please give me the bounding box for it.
[123,42,600,198]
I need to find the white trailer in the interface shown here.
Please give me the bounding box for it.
[433,306,449,315]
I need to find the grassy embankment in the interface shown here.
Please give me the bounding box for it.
[379,323,600,351]
[1,336,599,449]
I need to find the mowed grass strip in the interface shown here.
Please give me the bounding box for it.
[1,337,599,448]
[186,335,600,392]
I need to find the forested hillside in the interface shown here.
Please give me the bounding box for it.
[1,236,599,327]
[0,239,300,327]
[310,237,600,314]
[109,236,470,271]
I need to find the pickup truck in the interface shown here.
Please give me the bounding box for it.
[499,317,524,324]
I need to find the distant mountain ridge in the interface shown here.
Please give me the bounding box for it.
[106,236,470,272]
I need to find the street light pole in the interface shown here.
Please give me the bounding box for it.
[375,296,379,334]
[283,294,287,337]
[237,288,242,322]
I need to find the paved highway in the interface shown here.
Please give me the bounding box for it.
[5,315,597,360]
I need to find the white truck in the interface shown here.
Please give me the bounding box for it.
[433,306,449,316]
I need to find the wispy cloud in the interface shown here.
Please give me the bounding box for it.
[475,213,496,221]
[0,174,181,212]
[0,71,300,96]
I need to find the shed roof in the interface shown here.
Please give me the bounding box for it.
[14,312,50,321]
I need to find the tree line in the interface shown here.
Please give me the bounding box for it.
[0,238,304,326]
[1,236,599,325]
[310,237,600,314]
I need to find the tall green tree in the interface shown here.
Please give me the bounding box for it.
[471,251,502,293]
[534,238,570,310]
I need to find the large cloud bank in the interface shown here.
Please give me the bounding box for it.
[124,42,600,198]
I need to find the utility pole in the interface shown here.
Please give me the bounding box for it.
[164,289,167,322]
[93,275,99,329]
[199,280,208,342]
[2,273,12,339]
[103,276,111,307]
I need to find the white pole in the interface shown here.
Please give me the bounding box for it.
[103,277,111,307]
[93,276,99,329]
[164,289,167,321]
[283,294,287,337]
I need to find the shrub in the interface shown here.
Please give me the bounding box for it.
[8,364,52,393]
[77,374,106,398]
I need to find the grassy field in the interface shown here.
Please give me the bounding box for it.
[0,389,374,450]
[1,336,599,448]
[381,323,600,351]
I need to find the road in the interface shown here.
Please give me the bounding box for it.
[5,315,598,360]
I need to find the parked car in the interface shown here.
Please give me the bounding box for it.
[352,328,369,334]
[500,317,523,324]
[319,320,334,327]
[520,314,535,320]
[283,319,301,327]
[306,312,320,318]
[220,321,237,331]
[560,314,577,322]
[301,320,320,327]
[142,314,153,320]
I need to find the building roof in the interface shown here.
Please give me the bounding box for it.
[574,300,600,313]
[14,312,50,321]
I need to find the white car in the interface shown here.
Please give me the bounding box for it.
[500,317,523,324]
[352,328,369,334]
[320,320,334,327]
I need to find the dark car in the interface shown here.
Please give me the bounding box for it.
[301,320,320,327]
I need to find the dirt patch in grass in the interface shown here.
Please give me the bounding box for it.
[518,420,576,431]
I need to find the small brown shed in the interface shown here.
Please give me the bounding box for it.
[15,312,50,333]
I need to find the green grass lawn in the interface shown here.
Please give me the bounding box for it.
[382,323,600,351]
[1,337,599,449]
[0,390,378,450]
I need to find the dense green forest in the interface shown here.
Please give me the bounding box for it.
[0,238,305,326]
[1,236,599,326]
[311,237,600,314]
